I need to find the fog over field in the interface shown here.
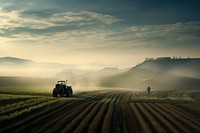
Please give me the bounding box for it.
[0,0,200,90]
[1,57,200,92]
[1,1,200,133]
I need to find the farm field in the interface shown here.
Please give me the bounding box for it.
[0,88,200,133]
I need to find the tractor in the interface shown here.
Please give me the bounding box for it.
[52,80,73,97]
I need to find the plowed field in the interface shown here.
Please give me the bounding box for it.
[0,90,200,133]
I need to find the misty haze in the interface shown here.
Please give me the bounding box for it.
[0,1,200,133]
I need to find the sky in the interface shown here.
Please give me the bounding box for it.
[0,0,200,69]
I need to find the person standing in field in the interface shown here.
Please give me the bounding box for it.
[147,86,151,95]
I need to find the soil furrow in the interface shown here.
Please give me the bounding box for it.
[60,102,97,133]
[0,100,71,132]
[88,102,110,133]
[155,103,192,133]
[136,103,166,133]
[41,102,92,133]
[101,102,114,133]
[11,100,84,133]
[143,103,179,133]
[167,104,200,127]
[161,104,200,132]
[73,102,103,133]
[130,103,152,133]
[112,92,125,133]
[122,102,138,133]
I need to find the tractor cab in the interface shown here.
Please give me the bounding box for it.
[57,80,66,85]
[53,80,73,97]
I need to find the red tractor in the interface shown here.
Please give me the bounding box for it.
[52,80,73,97]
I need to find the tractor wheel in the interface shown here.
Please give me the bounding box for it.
[70,88,73,96]
[53,89,58,97]
[66,89,72,97]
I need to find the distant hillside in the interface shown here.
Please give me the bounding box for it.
[0,57,119,77]
[0,57,73,77]
[0,76,56,87]
[0,57,33,64]
[134,57,200,78]
[0,57,68,68]
[99,57,200,90]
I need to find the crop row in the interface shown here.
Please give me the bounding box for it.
[0,95,65,125]
[1,90,200,133]
[0,97,52,116]
[129,102,200,133]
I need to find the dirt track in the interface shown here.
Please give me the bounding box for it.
[0,90,200,133]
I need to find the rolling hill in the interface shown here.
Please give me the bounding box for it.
[0,57,74,77]
[99,57,200,90]
[0,57,33,64]
[0,76,56,87]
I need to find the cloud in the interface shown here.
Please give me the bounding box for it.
[51,11,121,24]
[0,0,200,69]
[0,5,200,53]
[0,7,54,29]
[0,8,121,39]
[0,7,125,51]
[126,21,200,48]
[129,21,200,38]
[20,10,55,18]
